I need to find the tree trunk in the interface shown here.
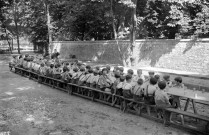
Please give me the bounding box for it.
[128,0,137,67]
[110,0,117,39]
[4,28,12,54]
[14,0,20,54]
[45,2,52,56]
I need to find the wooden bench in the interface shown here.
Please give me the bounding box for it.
[11,66,209,134]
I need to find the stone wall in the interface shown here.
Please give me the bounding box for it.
[52,39,209,74]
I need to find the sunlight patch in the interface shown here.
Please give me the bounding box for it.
[25,115,35,122]
[1,97,16,101]
[5,92,14,95]
[16,86,34,91]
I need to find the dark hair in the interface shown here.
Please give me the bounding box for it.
[66,62,69,66]
[137,79,144,85]
[154,74,160,81]
[148,71,155,75]
[174,77,182,83]
[93,70,98,75]
[86,65,91,69]
[125,74,132,81]
[127,69,134,75]
[163,75,170,81]
[98,71,103,76]
[114,72,121,78]
[106,65,111,71]
[96,66,100,70]
[158,81,166,90]
[120,76,125,82]
[73,68,78,72]
[80,67,85,72]
[119,67,124,72]
[63,67,67,72]
[150,77,157,85]
[102,68,108,73]
[77,62,82,66]
[88,68,93,73]
[50,64,54,68]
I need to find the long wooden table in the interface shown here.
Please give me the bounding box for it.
[167,87,209,114]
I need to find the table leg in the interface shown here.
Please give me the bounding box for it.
[192,99,197,114]
[184,98,190,111]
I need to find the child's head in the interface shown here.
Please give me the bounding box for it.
[137,78,143,85]
[95,66,100,71]
[149,77,157,85]
[106,65,111,72]
[148,71,155,77]
[137,69,142,76]
[98,71,103,76]
[88,68,93,74]
[50,64,54,68]
[65,62,69,66]
[41,63,45,67]
[163,75,170,82]
[93,70,98,76]
[73,67,78,72]
[127,69,134,76]
[119,67,124,73]
[154,74,160,82]
[102,68,108,75]
[125,74,132,83]
[80,67,85,72]
[114,72,121,79]
[174,77,182,84]
[120,75,126,82]
[158,81,166,90]
[86,65,91,70]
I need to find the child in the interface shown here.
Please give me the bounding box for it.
[85,68,94,87]
[143,77,157,105]
[173,77,184,88]
[116,75,126,96]
[71,67,79,83]
[155,81,172,126]
[127,69,134,77]
[39,63,47,76]
[61,67,70,82]
[132,69,145,86]
[89,70,100,88]
[154,74,160,83]
[53,64,62,79]
[163,75,172,91]
[46,64,54,77]
[122,75,133,99]
[132,79,144,102]
[111,72,121,94]
[98,68,112,91]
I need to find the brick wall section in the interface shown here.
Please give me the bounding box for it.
[52,39,209,74]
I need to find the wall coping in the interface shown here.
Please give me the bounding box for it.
[52,38,209,43]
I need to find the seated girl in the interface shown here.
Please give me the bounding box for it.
[89,70,100,88]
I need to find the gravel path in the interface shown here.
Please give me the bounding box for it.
[0,55,195,135]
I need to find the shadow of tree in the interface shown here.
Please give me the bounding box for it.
[183,39,198,54]
[137,39,180,67]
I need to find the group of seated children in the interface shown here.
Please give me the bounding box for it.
[12,54,185,125]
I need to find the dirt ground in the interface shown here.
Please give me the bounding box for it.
[0,55,195,135]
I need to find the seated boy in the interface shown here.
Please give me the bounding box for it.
[132,79,144,102]
[111,72,121,94]
[61,67,70,82]
[39,63,47,76]
[173,77,184,88]
[154,74,160,83]
[53,64,62,79]
[89,70,100,88]
[163,75,172,91]
[46,64,54,77]
[132,69,145,86]
[143,77,157,105]
[116,75,125,96]
[122,75,133,99]
[155,81,172,126]
[85,69,94,87]
[127,69,134,77]
[71,67,79,83]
